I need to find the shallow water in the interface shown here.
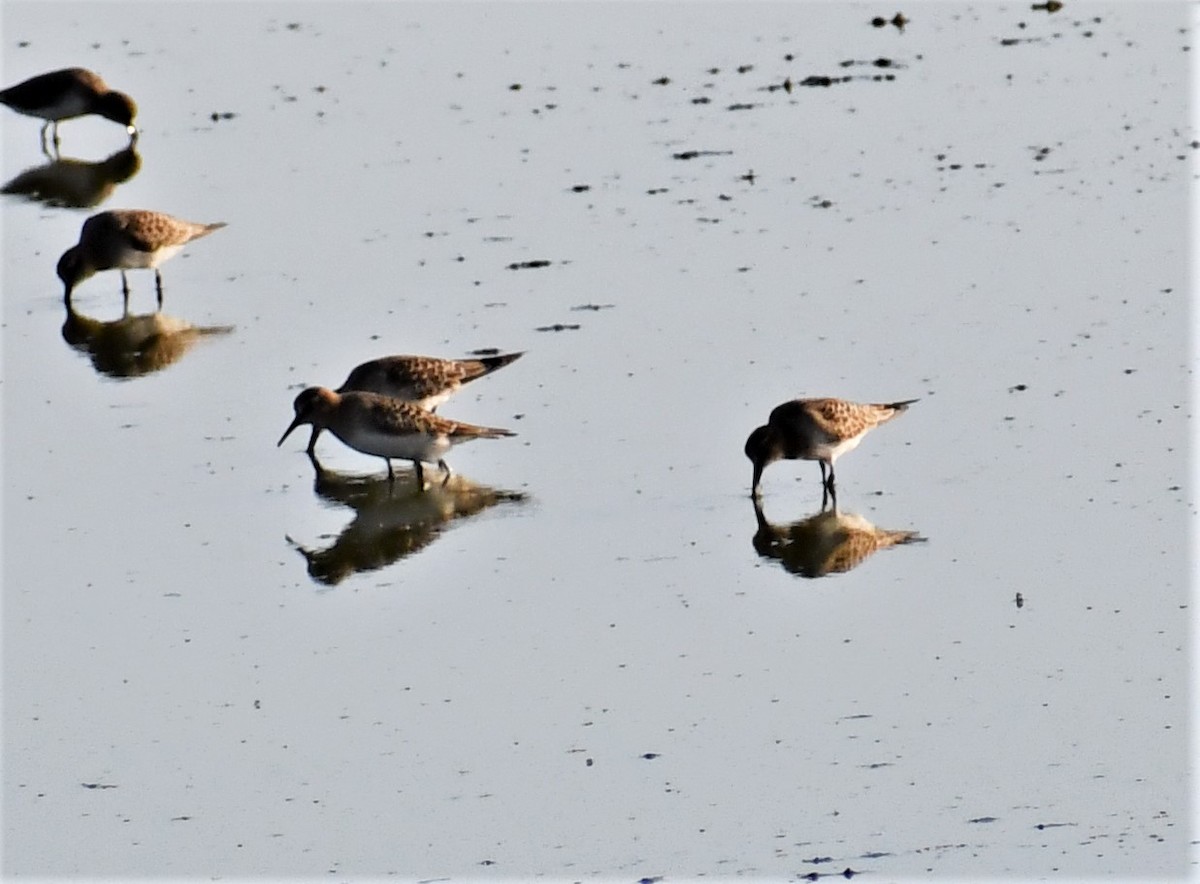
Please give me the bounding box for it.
[2,2,1193,879]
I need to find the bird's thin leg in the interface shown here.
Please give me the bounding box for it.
[155,269,164,309]
[39,122,55,159]
[305,427,320,455]
[386,459,395,484]
[306,449,326,477]
[438,459,453,487]
[51,120,61,149]
[121,271,131,315]
[413,461,425,490]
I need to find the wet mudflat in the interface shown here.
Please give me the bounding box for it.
[2,3,1192,880]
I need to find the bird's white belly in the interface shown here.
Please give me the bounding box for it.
[418,390,453,410]
[338,427,450,463]
[816,433,864,464]
[117,242,182,269]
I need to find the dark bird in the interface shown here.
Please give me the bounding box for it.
[745,397,917,502]
[0,68,137,154]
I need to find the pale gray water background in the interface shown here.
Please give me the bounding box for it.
[2,2,1194,880]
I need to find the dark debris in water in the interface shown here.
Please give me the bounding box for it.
[210,111,237,121]
[507,259,552,270]
[968,816,999,824]
[535,323,581,332]
[839,57,903,69]
[570,303,615,311]
[871,12,909,30]
[673,149,734,160]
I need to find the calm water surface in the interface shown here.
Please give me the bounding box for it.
[2,2,1193,879]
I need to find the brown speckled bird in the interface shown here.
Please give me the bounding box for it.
[303,352,523,453]
[745,397,917,501]
[279,387,516,488]
[57,209,227,308]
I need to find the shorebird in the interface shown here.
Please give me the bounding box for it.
[57,209,227,308]
[745,397,917,502]
[0,68,137,154]
[304,352,524,453]
[278,387,516,487]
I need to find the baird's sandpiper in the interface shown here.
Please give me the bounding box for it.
[745,397,917,501]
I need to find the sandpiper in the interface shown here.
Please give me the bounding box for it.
[57,209,227,308]
[0,68,137,154]
[304,352,524,453]
[745,397,917,501]
[278,387,516,487]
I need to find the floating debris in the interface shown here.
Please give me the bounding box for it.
[840,57,903,69]
[570,303,615,311]
[535,323,580,332]
[507,259,551,270]
[871,12,909,29]
[672,149,734,160]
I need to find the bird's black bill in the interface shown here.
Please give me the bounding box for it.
[277,417,303,447]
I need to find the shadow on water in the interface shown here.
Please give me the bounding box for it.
[1,143,141,208]
[288,454,527,586]
[751,498,925,579]
[61,301,234,380]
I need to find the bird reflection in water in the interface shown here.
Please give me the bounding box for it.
[62,301,233,380]
[751,498,925,579]
[288,454,527,586]
[1,141,140,208]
